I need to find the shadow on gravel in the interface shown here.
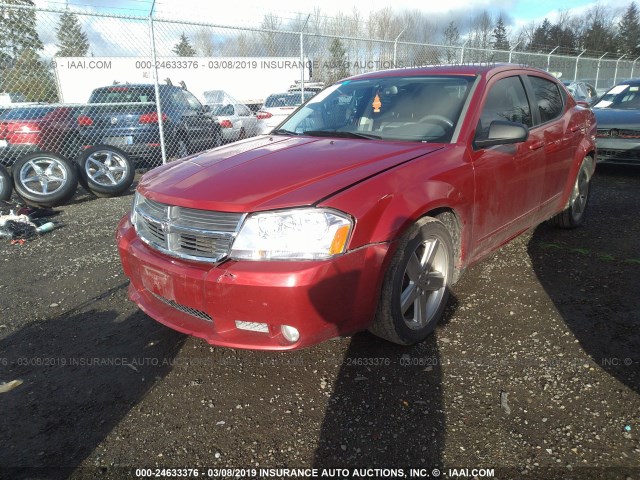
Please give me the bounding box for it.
[0,285,187,479]
[528,165,640,395]
[312,299,458,469]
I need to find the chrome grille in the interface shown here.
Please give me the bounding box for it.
[151,292,213,322]
[133,194,245,262]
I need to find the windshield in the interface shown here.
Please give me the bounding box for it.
[278,75,475,143]
[89,87,155,104]
[210,104,235,116]
[593,84,640,109]
[264,92,314,108]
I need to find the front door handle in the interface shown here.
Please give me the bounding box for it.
[529,140,544,150]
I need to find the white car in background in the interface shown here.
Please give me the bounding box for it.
[256,91,315,134]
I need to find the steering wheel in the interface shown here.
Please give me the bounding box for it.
[418,114,454,129]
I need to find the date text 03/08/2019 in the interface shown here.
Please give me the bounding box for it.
[134,467,497,478]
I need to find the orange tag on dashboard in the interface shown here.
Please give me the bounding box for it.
[372,94,382,113]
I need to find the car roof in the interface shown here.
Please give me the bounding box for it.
[614,78,640,86]
[92,84,181,91]
[344,63,557,82]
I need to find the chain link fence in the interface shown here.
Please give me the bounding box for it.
[0,1,636,200]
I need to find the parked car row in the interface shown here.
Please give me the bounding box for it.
[0,82,232,207]
[592,79,640,165]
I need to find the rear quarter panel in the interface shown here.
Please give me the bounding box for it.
[541,104,597,221]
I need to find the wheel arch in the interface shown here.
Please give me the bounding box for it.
[421,207,464,283]
[321,172,474,280]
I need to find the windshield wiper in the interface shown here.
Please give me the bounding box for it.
[271,128,299,136]
[303,130,381,140]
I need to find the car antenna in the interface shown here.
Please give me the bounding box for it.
[180,81,187,90]
[165,78,173,86]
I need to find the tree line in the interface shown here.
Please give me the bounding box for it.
[2,0,640,101]
[1,0,89,101]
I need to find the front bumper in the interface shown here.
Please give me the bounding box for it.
[595,137,640,164]
[117,216,390,350]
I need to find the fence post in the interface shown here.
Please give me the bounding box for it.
[393,26,407,68]
[300,14,310,99]
[460,40,468,64]
[546,46,559,72]
[148,0,167,164]
[614,54,626,86]
[574,50,586,81]
[508,42,520,64]
[595,52,608,90]
[632,55,640,78]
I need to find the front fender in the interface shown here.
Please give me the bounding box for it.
[319,145,475,265]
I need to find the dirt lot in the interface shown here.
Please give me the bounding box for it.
[0,165,638,480]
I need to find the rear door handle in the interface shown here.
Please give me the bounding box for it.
[570,125,582,132]
[529,141,544,150]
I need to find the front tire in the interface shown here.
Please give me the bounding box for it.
[78,145,135,198]
[0,164,12,202]
[370,217,454,345]
[12,153,78,207]
[548,156,592,228]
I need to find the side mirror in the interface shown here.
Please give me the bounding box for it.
[474,120,529,149]
[202,104,211,113]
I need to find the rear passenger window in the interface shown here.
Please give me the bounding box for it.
[529,76,564,123]
[477,76,532,140]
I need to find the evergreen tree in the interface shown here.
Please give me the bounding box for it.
[531,18,552,50]
[548,24,577,53]
[0,0,44,66]
[56,10,89,57]
[492,16,510,50]
[443,21,460,63]
[582,19,616,54]
[327,38,349,83]
[1,48,58,101]
[172,33,196,57]
[618,2,640,56]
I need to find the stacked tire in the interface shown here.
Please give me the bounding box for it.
[77,145,135,198]
[0,164,12,202]
[9,145,135,208]
[12,153,78,207]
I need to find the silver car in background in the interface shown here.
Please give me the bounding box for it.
[203,90,259,143]
[207,103,258,142]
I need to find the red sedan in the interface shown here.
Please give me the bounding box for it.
[117,65,596,350]
[0,106,81,165]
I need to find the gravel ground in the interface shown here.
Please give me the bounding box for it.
[0,166,638,480]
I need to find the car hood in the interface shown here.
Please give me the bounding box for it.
[138,135,443,212]
[593,108,640,129]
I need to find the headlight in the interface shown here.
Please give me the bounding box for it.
[230,208,352,260]
[130,191,140,224]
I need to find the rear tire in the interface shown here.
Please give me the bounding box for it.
[369,217,454,345]
[208,128,222,149]
[171,130,190,158]
[0,164,12,202]
[548,156,592,228]
[12,152,78,207]
[78,145,135,197]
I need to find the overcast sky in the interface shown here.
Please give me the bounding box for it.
[38,0,613,27]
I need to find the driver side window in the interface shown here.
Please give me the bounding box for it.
[477,76,532,140]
